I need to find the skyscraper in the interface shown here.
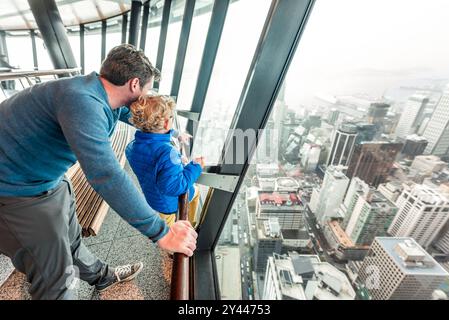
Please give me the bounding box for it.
[314,166,349,223]
[388,184,449,249]
[435,221,449,255]
[358,237,449,300]
[400,134,428,159]
[341,177,370,228]
[344,189,398,246]
[327,123,358,167]
[367,102,390,125]
[423,88,449,156]
[254,218,283,273]
[346,141,403,187]
[395,94,429,139]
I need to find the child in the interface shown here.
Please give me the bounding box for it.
[125,95,204,228]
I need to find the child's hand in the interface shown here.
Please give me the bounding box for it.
[181,155,189,165]
[193,156,205,169]
[177,132,192,145]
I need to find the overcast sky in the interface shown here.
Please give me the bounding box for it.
[284,0,449,107]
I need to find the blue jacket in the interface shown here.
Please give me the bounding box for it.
[126,130,202,214]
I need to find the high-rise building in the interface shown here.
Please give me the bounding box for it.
[435,221,449,254]
[263,252,356,300]
[341,177,370,228]
[395,94,429,139]
[327,123,358,167]
[367,102,390,125]
[327,108,340,125]
[300,143,321,171]
[388,184,449,249]
[423,88,449,156]
[254,218,283,273]
[344,189,398,246]
[410,155,447,174]
[400,134,428,159]
[377,181,403,203]
[353,122,377,145]
[358,237,449,300]
[347,141,403,187]
[256,191,305,230]
[314,166,350,223]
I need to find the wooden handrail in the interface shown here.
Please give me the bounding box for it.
[170,192,190,300]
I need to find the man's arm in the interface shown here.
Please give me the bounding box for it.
[57,95,168,242]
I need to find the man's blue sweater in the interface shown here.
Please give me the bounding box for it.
[126,130,202,214]
[0,72,168,242]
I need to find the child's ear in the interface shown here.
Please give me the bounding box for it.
[164,119,170,130]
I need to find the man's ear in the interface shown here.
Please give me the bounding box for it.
[129,77,140,93]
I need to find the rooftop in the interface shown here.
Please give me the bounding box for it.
[272,253,356,300]
[258,192,303,210]
[327,221,354,248]
[375,237,449,276]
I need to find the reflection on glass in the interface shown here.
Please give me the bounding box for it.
[176,0,214,110]
[158,0,186,95]
[191,0,272,164]
[145,1,164,66]
[105,18,122,57]
[84,22,102,73]
[35,35,54,70]
[5,32,33,70]
[214,0,449,301]
[67,29,81,68]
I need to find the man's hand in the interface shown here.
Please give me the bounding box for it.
[193,156,205,169]
[157,220,198,257]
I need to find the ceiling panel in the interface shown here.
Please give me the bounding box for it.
[0,0,132,31]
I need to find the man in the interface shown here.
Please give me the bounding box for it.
[0,44,197,300]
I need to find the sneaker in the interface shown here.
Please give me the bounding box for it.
[95,262,144,293]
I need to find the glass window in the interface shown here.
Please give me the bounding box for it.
[145,0,164,65]
[158,0,186,95]
[35,34,54,70]
[66,27,81,68]
[84,21,102,73]
[190,0,272,165]
[105,17,123,54]
[5,31,34,70]
[212,0,449,301]
[175,0,214,110]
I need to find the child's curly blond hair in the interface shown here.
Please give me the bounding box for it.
[129,95,176,132]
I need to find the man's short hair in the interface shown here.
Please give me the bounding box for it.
[100,44,161,88]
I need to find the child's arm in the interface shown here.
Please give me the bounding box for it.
[156,147,202,197]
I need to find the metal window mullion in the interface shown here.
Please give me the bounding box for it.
[28,0,78,73]
[186,0,230,147]
[121,13,128,44]
[80,24,85,74]
[139,1,150,50]
[101,20,107,61]
[193,0,316,300]
[30,30,38,69]
[128,0,142,46]
[0,31,8,60]
[153,0,172,90]
[170,0,195,99]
